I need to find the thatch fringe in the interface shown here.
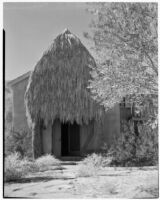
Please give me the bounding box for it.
[25,29,104,127]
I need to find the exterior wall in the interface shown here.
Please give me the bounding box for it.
[100,104,121,148]
[80,104,121,154]
[52,119,61,157]
[42,119,61,157]
[11,77,30,133]
[80,120,100,154]
[42,123,52,154]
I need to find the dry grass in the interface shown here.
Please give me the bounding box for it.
[5,153,60,182]
[77,153,112,177]
[35,154,60,171]
[5,152,38,182]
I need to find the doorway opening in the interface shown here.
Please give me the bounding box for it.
[61,122,80,156]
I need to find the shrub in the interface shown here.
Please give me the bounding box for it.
[77,162,98,177]
[81,153,111,167]
[20,157,39,173]
[5,152,38,182]
[4,153,60,182]
[135,123,158,165]
[35,154,60,171]
[5,152,24,181]
[108,120,158,166]
[5,129,32,158]
[81,153,103,167]
[77,153,111,177]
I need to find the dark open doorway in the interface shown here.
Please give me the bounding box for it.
[61,123,69,156]
[61,122,80,156]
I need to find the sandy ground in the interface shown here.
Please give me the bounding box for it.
[4,163,158,198]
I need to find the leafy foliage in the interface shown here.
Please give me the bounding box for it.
[108,120,158,166]
[86,3,158,121]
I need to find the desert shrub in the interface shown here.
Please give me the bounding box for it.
[80,153,102,167]
[35,154,60,171]
[5,129,32,158]
[5,152,24,181]
[108,120,158,166]
[19,157,39,173]
[135,123,158,165]
[77,162,98,177]
[4,152,38,182]
[81,153,111,167]
[77,153,111,177]
[5,153,60,182]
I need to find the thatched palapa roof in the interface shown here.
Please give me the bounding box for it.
[25,29,104,125]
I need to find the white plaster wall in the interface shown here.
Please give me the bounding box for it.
[52,119,61,157]
[11,77,30,133]
[42,124,52,154]
[101,104,121,148]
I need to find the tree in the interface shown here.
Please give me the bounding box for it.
[86,3,158,123]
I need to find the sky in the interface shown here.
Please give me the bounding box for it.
[3,2,93,81]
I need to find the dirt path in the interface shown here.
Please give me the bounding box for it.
[4,163,158,198]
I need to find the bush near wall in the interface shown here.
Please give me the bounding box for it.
[108,120,158,167]
[4,152,38,182]
[5,153,60,182]
[5,129,32,158]
[77,120,158,177]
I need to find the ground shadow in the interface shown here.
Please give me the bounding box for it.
[100,174,128,177]
[6,176,75,184]
[138,167,158,171]
[60,162,77,165]
[38,166,67,172]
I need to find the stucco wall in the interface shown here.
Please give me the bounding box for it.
[80,120,99,154]
[100,104,121,149]
[42,119,61,157]
[80,104,121,154]
[42,123,52,154]
[11,77,30,133]
[52,119,61,157]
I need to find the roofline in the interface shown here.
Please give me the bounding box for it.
[8,71,31,87]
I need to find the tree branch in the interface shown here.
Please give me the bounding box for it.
[143,50,158,76]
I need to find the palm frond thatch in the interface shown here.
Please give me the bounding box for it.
[25,29,104,126]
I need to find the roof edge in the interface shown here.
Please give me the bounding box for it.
[8,71,31,87]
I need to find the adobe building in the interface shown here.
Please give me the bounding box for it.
[9,29,131,158]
